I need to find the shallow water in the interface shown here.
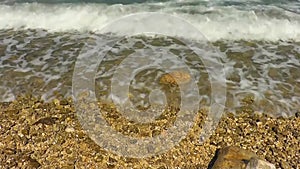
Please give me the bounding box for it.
[0,0,300,117]
[0,29,299,117]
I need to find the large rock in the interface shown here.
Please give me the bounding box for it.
[209,146,275,169]
[246,158,276,169]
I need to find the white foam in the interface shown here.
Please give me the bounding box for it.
[0,3,300,41]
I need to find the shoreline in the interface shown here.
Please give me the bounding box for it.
[0,29,299,118]
[0,95,299,168]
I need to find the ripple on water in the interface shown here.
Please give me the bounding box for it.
[0,29,299,117]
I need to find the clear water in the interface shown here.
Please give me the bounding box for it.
[0,0,299,117]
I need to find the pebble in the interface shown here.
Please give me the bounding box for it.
[65,126,75,133]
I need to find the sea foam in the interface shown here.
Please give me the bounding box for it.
[0,3,300,41]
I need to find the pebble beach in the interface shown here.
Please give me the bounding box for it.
[0,95,299,168]
[1,0,300,168]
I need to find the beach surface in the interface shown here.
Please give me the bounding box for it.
[0,96,299,168]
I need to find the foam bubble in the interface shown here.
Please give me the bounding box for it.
[0,3,300,41]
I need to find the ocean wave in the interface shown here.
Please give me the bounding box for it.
[0,2,300,41]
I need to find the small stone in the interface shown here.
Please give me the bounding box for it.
[33,117,59,125]
[53,99,60,106]
[60,100,69,105]
[27,157,41,168]
[65,126,75,133]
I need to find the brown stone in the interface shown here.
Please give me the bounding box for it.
[159,71,191,85]
[210,146,260,169]
[246,158,276,169]
[33,117,59,125]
